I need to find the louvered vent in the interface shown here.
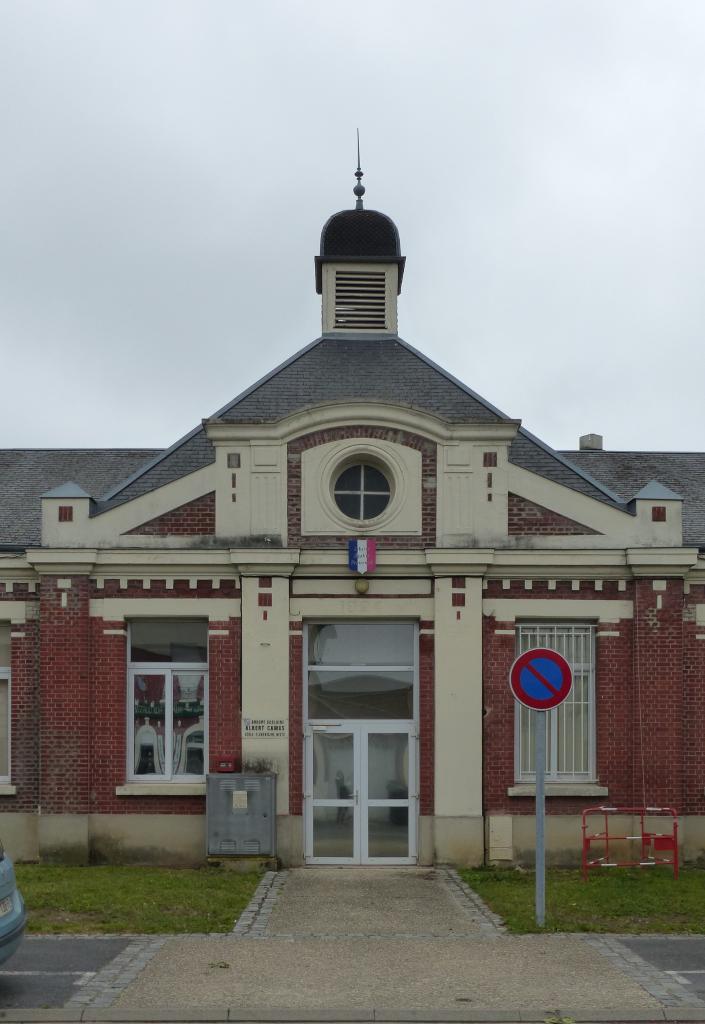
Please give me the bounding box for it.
[334,271,387,329]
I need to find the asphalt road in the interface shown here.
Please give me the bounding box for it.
[0,936,130,1008]
[621,936,705,998]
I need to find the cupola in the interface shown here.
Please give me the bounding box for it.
[315,158,405,334]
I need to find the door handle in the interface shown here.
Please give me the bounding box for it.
[354,790,359,805]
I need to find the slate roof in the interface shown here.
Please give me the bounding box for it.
[214,336,507,424]
[0,450,161,549]
[562,450,705,547]
[1,336,634,548]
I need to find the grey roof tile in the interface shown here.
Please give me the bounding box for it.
[215,335,507,424]
[562,450,705,547]
[0,450,161,549]
[96,427,215,512]
[510,431,625,508]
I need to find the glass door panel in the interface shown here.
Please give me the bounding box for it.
[305,723,417,864]
[363,727,415,865]
[309,730,357,861]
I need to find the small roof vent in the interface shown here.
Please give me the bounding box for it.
[579,433,603,451]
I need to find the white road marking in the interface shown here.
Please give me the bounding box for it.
[665,970,705,985]
[0,970,96,979]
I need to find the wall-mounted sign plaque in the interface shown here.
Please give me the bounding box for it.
[243,718,288,739]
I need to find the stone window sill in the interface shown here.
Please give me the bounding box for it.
[116,783,206,797]
[507,783,609,798]
[0,785,17,796]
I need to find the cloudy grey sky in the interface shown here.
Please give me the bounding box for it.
[2,1,704,453]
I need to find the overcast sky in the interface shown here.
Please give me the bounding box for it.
[2,1,704,453]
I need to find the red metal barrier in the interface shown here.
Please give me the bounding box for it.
[581,806,678,881]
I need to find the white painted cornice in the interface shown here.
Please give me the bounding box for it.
[205,402,521,445]
[425,549,495,576]
[230,549,300,576]
[625,548,699,576]
[25,548,98,575]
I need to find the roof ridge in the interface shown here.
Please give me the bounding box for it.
[101,338,327,501]
[393,336,512,421]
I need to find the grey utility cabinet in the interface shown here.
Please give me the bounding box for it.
[206,773,276,856]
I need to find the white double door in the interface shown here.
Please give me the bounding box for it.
[304,721,417,864]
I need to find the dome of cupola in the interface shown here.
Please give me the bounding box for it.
[320,208,402,260]
[315,151,405,300]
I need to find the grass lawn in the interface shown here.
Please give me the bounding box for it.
[16,864,261,934]
[460,866,705,934]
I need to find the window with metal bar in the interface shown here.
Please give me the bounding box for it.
[515,623,595,782]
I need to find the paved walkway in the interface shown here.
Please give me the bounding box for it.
[99,867,685,1016]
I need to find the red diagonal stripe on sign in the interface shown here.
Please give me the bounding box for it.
[525,660,561,696]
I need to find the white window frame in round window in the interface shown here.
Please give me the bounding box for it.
[317,442,409,533]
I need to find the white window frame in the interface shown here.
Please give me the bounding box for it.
[514,622,596,783]
[127,622,208,783]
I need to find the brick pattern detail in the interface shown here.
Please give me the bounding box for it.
[288,629,303,816]
[89,579,239,599]
[684,584,705,816]
[507,493,600,536]
[419,630,434,816]
[208,620,241,776]
[287,427,436,549]
[40,577,91,814]
[0,619,40,813]
[124,492,216,536]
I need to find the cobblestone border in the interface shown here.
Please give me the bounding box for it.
[233,869,289,937]
[585,935,705,1008]
[439,866,508,936]
[65,936,169,1009]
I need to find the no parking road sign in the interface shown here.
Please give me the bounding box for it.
[509,647,573,711]
[509,646,573,928]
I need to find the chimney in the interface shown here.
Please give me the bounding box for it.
[579,433,603,451]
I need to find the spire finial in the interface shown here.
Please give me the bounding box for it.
[353,128,365,210]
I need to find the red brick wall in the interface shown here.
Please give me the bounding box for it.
[288,624,303,816]
[208,619,241,774]
[124,492,215,536]
[419,624,435,816]
[3,619,39,813]
[631,579,684,809]
[287,427,436,548]
[40,576,91,815]
[482,577,705,818]
[683,584,705,816]
[508,493,599,536]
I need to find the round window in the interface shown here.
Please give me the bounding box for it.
[333,463,391,520]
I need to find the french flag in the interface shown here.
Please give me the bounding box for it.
[348,539,377,575]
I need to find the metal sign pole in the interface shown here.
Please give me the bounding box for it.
[535,709,545,927]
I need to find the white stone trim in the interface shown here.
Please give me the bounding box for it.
[116,783,206,797]
[507,783,608,797]
[91,598,241,621]
[596,630,621,638]
[103,629,127,637]
[0,602,27,625]
[482,598,633,623]
[0,786,16,796]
